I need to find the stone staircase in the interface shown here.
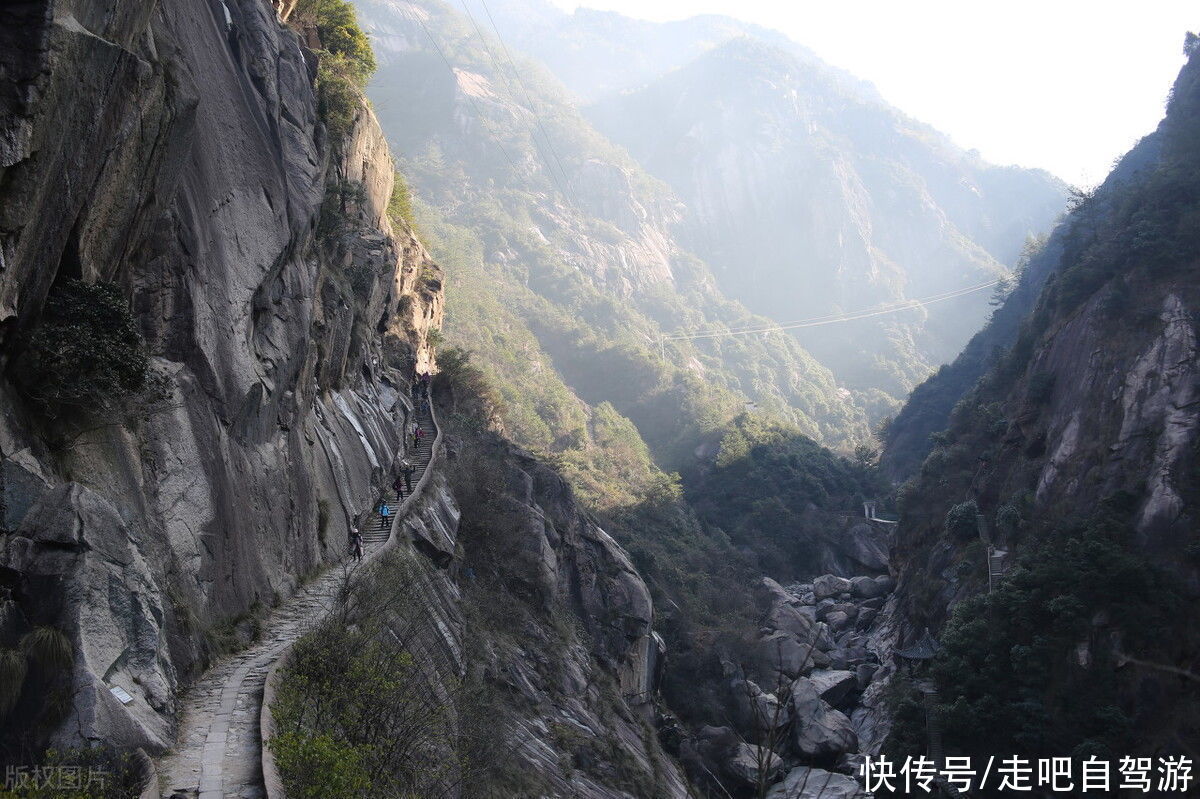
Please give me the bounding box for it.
[916,680,944,768]
[157,390,439,799]
[362,400,433,547]
[987,548,1008,592]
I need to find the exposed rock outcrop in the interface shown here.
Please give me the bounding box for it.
[0,0,440,758]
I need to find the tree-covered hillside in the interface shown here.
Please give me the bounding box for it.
[884,40,1200,769]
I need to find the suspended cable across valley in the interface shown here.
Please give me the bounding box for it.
[661,279,1003,347]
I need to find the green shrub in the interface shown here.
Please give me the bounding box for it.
[387,172,416,227]
[314,55,362,148]
[297,0,375,85]
[0,628,75,760]
[293,0,376,149]
[893,499,1186,763]
[270,731,370,799]
[436,347,504,430]
[943,501,979,542]
[0,746,148,798]
[269,552,500,797]
[16,280,148,416]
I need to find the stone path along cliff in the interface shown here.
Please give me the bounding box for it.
[156,398,437,799]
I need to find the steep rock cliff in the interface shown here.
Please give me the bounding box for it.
[881,44,1200,760]
[0,0,439,759]
[443,433,690,796]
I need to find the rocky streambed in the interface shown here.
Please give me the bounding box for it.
[691,570,899,797]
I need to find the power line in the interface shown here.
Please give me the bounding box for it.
[659,279,1002,353]
[475,0,579,208]
[455,0,573,205]
[409,6,522,177]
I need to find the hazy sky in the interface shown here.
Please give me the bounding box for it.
[547,0,1197,187]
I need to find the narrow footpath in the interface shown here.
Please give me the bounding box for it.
[157,399,436,799]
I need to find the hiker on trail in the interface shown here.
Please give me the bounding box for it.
[379,500,391,530]
[412,424,423,452]
[350,526,363,561]
[401,459,415,493]
[392,474,404,501]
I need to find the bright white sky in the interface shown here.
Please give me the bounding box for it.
[548,0,1198,187]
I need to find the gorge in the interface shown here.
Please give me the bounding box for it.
[0,1,1196,798]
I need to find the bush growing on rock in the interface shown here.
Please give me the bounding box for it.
[314,55,363,147]
[270,551,504,797]
[942,500,978,542]
[293,0,376,148]
[297,0,375,84]
[436,346,504,431]
[14,280,148,417]
[898,498,1188,761]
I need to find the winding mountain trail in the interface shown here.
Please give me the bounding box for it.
[156,400,437,799]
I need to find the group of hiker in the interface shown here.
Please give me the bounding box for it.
[347,370,434,562]
[412,370,431,405]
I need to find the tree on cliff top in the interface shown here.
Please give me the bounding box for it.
[296,0,376,85]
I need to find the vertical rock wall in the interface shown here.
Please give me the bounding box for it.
[0,0,440,756]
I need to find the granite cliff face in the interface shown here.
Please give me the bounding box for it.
[0,0,441,758]
[0,5,690,794]
[441,435,689,797]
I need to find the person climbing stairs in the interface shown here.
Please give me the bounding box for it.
[361,399,435,547]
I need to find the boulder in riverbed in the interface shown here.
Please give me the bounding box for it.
[807,669,857,706]
[726,742,785,788]
[789,678,858,758]
[812,574,852,600]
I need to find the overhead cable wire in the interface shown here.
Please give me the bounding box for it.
[662,279,1002,345]
[476,0,580,207]
[410,6,522,176]
[455,0,573,204]
[669,279,1001,340]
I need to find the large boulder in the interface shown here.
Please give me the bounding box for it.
[817,602,858,622]
[729,678,791,738]
[757,577,814,639]
[807,517,891,575]
[823,611,852,632]
[789,678,858,758]
[850,575,886,599]
[725,742,785,789]
[767,767,864,799]
[751,631,816,681]
[855,663,878,689]
[812,574,852,600]
[813,622,836,652]
[807,669,858,706]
